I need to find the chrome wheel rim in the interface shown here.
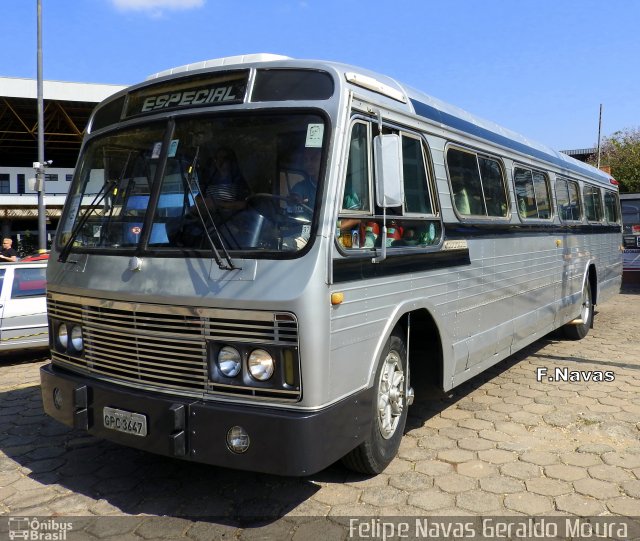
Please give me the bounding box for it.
[580,287,591,323]
[377,350,405,440]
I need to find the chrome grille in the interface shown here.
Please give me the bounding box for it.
[48,293,299,399]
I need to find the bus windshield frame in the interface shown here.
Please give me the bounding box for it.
[58,110,329,259]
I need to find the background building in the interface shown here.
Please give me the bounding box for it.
[0,77,126,253]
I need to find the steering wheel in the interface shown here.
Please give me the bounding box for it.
[247,193,313,219]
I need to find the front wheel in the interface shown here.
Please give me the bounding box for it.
[342,330,409,474]
[562,280,594,340]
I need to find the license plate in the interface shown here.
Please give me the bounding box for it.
[103,406,147,437]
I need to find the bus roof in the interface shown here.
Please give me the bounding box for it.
[138,54,613,188]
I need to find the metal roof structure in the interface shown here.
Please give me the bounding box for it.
[559,147,597,162]
[0,77,127,168]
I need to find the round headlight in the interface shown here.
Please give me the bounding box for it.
[217,346,241,377]
[70,326,83,351]
[248,349,274,381]
[57,323,68,349]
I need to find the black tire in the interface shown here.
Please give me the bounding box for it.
[342,330,409,474]
[562,280,593,340]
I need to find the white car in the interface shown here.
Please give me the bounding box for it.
[0,261,48,352]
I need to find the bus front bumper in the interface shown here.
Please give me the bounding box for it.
[40,363,372,476]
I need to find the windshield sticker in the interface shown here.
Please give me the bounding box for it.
[151,142,162,159]
[168,139,179,158]
[305,124,324,148]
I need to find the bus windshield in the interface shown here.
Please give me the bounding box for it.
[59,112,326,255]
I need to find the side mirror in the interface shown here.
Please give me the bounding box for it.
[372,134,403,264]
[373,134,403,208]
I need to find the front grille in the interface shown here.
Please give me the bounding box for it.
[48,293,299,399]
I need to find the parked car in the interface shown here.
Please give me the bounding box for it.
[20,251,50,262]
[0,261,48,352]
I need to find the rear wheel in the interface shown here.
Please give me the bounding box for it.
[342,330,408,474]
[562,280,593,340]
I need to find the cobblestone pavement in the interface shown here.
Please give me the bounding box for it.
[0,288,639,539]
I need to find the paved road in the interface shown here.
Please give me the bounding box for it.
[0,288,639,539]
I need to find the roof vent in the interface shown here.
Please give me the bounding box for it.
[146,53,291,80]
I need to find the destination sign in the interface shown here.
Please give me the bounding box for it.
[125,72,248,117]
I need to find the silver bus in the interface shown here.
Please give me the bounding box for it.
[40,54,622,475]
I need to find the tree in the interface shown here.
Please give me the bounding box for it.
[590,128,640,193]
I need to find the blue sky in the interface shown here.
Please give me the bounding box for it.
[2,0,638,151]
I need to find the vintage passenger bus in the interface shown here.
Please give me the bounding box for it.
[40,54,622,476]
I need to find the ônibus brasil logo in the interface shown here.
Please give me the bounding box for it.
[8,517,73,541]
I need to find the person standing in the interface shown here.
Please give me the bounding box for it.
[0,237,18,262]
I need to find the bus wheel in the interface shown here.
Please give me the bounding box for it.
[342,330,408,474]
[563,281,594,340]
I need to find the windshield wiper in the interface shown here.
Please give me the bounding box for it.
[58,178,119,263]
[182,148,239,270]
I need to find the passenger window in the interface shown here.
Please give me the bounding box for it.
[514,166,552,219]
[604,191,620,223]
[446,147,507,217]
[337,122,441,251]
[341,121,371,213]
[556,178,582,222]
[402,135,432,214]
[11,267,47,298]
[583,185,604,222]
[533,171,552,219]
[568,181,582,220]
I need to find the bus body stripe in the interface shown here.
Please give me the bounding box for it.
[332,223,620,282]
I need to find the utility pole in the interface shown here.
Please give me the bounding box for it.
[35,0,47,252]
[596,104,603,169]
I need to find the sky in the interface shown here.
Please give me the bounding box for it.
[1,0,638,151]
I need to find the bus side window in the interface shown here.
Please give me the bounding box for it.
[556,179,570,220]
[337,121,370,249]
[567,180,582,221]
[514,166,552,220]
[604,191,620,223]
[341,122,371,213]
[533,171,552,219]
[337,123,441,250]
[447,148,484,216]
[401,135,432,215]
[478,156,508,217]
[556,178,582,222]
[584,185,604,222]
[446,147,507,217]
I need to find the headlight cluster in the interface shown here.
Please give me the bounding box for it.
[53,321,84,355]
[216,346,274,381]
[208,343,299,391]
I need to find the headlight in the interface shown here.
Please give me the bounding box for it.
[248,349,274,381]
[57,323,68,349]
[217,346,242,377]
[70,325,83,351]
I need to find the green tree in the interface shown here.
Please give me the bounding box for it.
[590,128,640,193]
